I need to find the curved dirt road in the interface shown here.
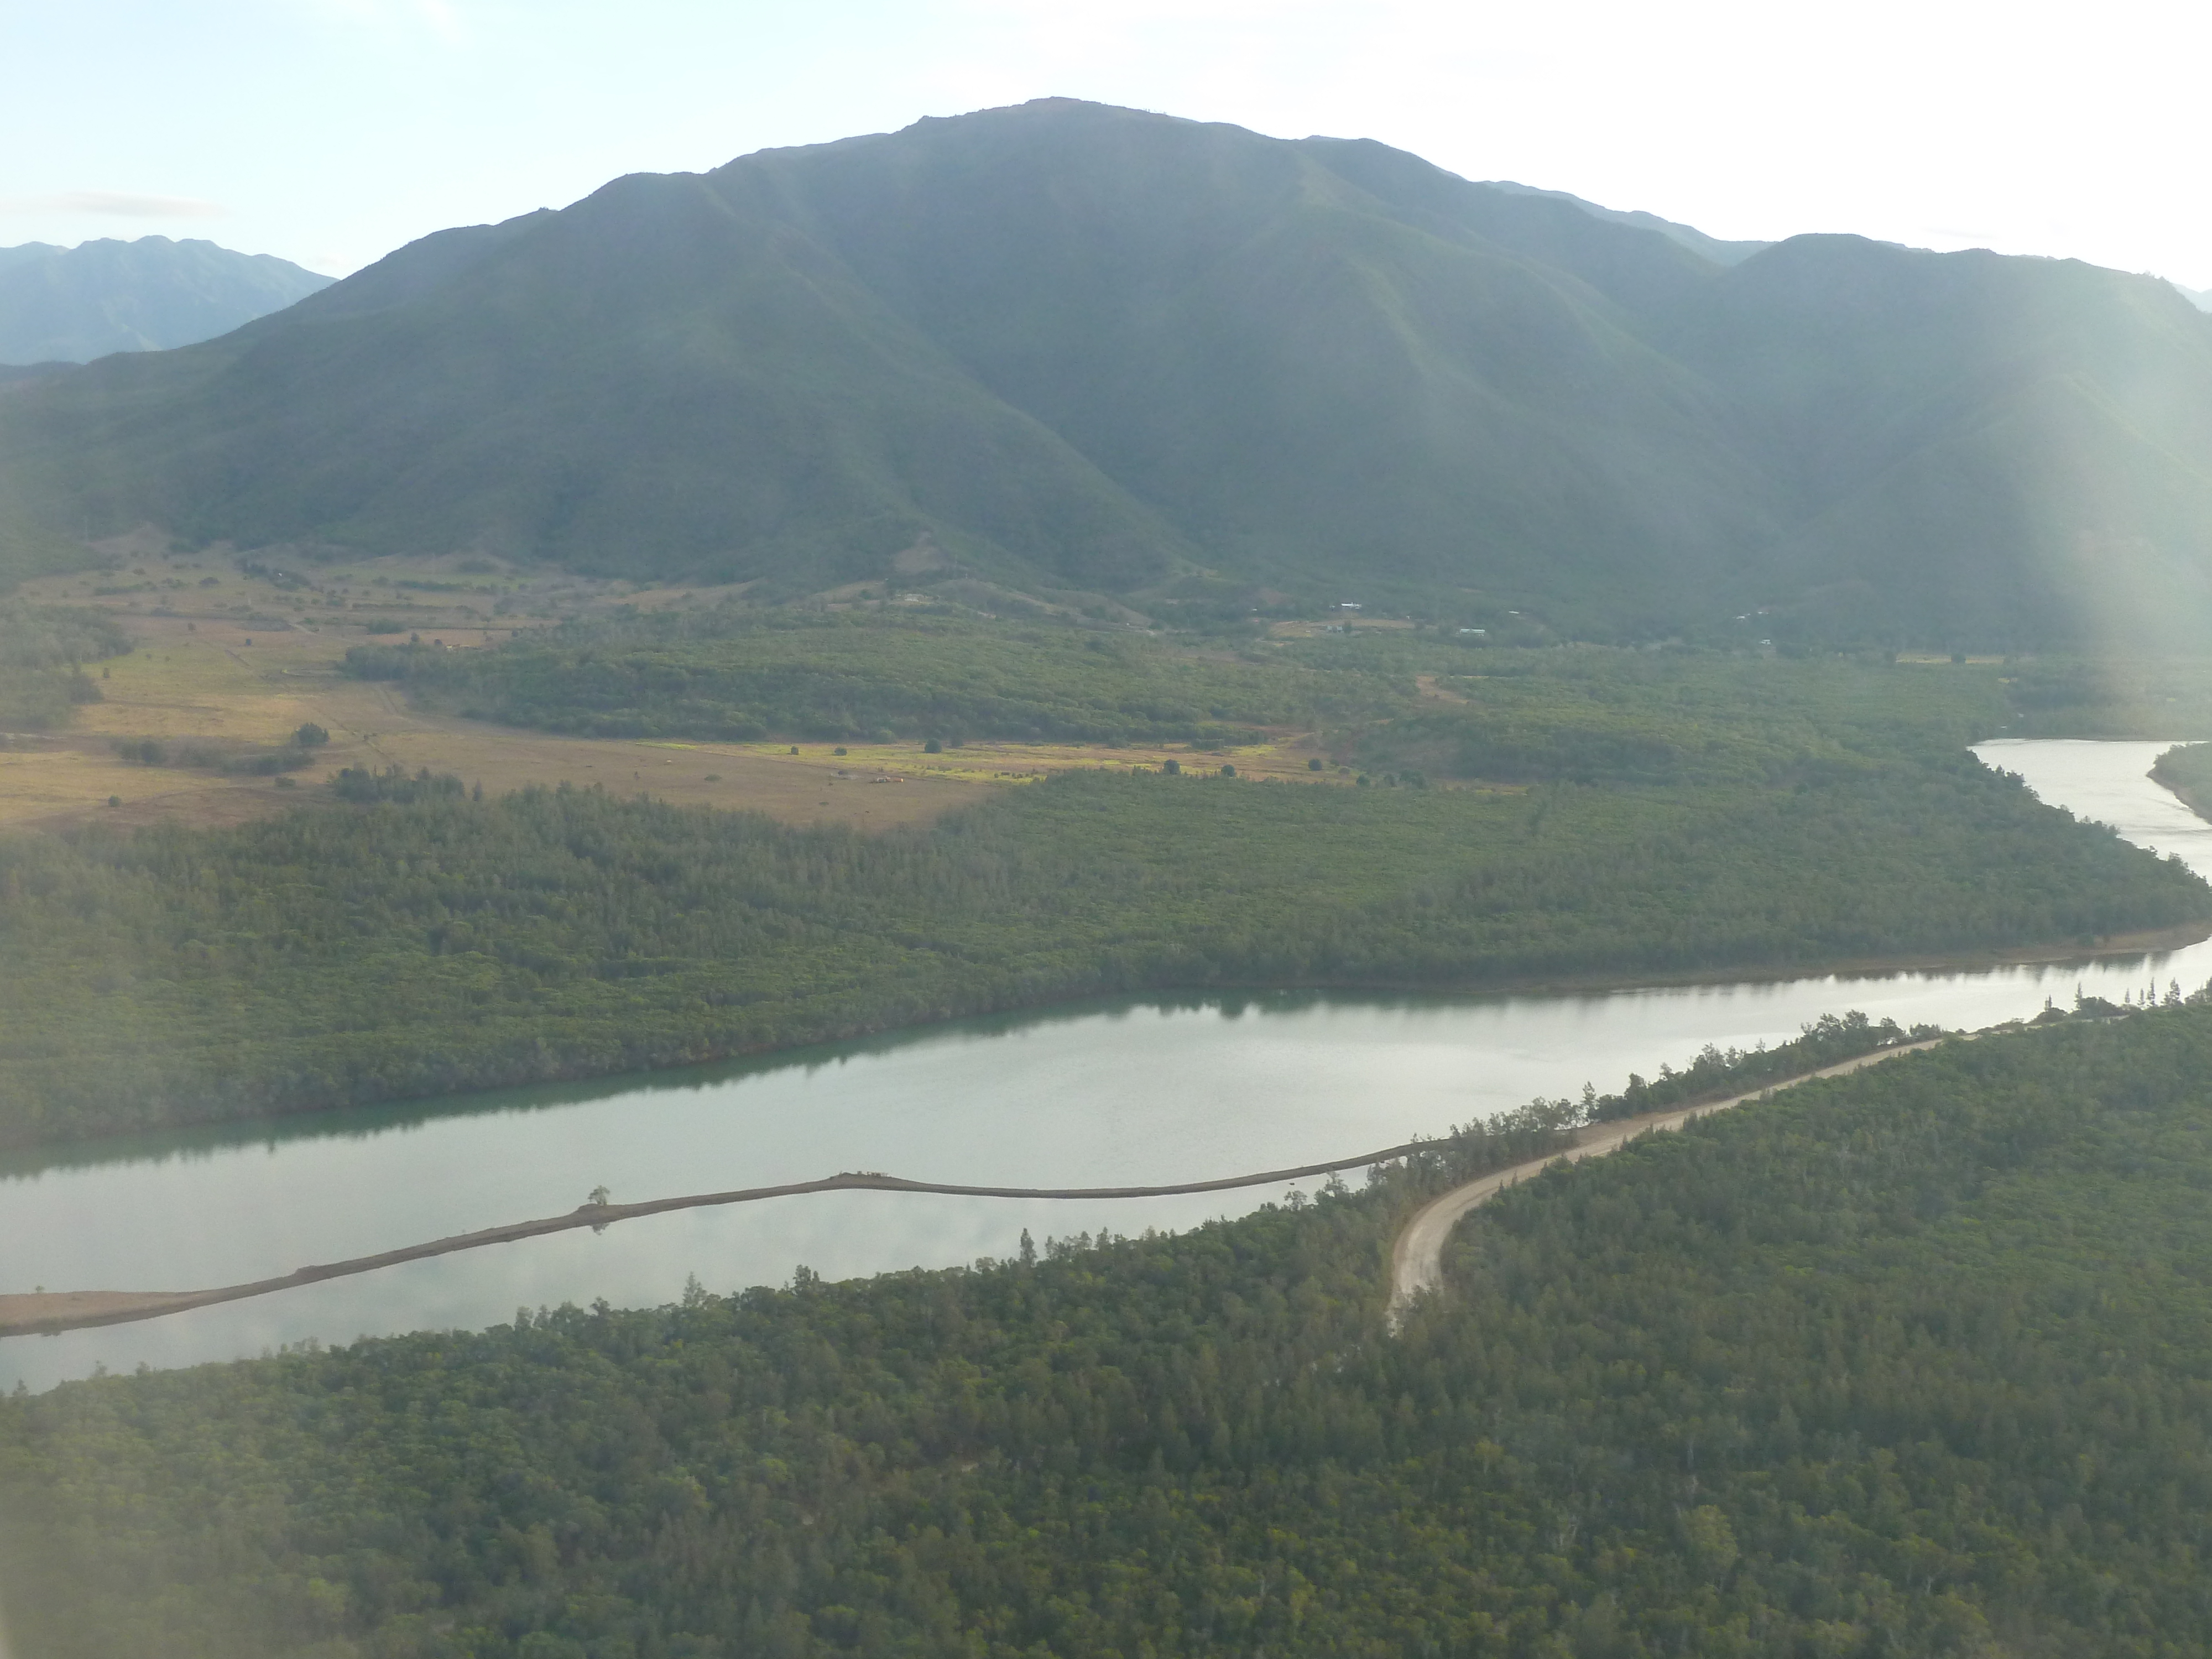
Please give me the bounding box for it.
[3,1041,1952,1343]
[1388,1039,1946,1322]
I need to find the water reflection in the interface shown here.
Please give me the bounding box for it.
[3,738,2205,1391]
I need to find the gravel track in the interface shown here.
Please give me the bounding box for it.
[1386,1040,1948,1323]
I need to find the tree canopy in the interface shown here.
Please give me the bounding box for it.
[8,1005,2212,1655]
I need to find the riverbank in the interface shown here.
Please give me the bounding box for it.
[2150,744,2212,825]
[11,737,2212,1393]
[1387,1037,1950,1319]
[0,1025,1961,1343]
[0,1141,1464,1339]
[9,729,2201,1154]
[7,915,2204,1165]
[1224,916,2212,1000]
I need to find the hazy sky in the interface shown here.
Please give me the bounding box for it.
[4,0,2208,287]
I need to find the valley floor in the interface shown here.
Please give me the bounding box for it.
[2,569,1350,834]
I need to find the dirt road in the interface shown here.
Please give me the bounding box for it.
[0,1040,1957,1343]
[1387,1039,1947,1322]
[0,1141,1439,1340]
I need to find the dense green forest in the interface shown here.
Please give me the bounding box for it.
[342,611,1405,745]
[1,718,2199,1148]
[345,614,2027,781]
[0,601,128,728]
[1593,1009,1938,1121]
[8,1003,2212,1656]
[1998,659,2212,739]
[1317,643,2010,785]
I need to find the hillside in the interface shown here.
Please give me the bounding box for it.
[1659,236,2212,648]
[1481,178,1773,264]
[1,102,2209,643]
[0,237,331,366]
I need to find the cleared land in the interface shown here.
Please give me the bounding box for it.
[5,556,1350,832]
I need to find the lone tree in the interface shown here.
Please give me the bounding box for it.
[294,722,330,747]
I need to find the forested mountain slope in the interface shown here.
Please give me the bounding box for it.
[1480,177,1773,265]
[0,237,331,365]
[2,101,2209,642]
[1659,236,2212,647]
[8,1003,2212,1655]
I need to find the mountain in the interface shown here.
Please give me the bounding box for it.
[1658,236,2212,646]
[1481,180,1771,266]
[1,100,2209,646]
[0,236,332,365]
[2177,282,2212,314]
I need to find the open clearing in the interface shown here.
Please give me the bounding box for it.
[7,556,1364,833]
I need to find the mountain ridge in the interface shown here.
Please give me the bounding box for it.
[2,100,2209,646]
[0,235,332,365]
[1480,179,1773,266]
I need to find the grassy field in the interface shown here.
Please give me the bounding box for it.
[22,541,2212,844]
[2,555,1365,833]
[630,733,1357,787]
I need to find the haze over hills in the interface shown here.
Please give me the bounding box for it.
[2,101,2210,646]
[0,236,332,366]
[1479,180,1772,267]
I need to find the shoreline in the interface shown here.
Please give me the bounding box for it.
[1387,1037,1951,1319]
[1,1035,1968,1342]
[1235,917,2212,997]
[2150,766,2212,827]
[0,1138,1454,1339]
[4,916,2208,1164]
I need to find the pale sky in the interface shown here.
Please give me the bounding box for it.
[3,0,2208,288]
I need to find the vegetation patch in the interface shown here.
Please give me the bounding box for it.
[8,1010,2212,1654]
[2002,658,2212,739]
[0,603,129,731]
[0,725,2199,1147]
[2153,740,2212,818]
[342,609,1407,745]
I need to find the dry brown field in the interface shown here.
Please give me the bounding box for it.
[7,551,1349,833]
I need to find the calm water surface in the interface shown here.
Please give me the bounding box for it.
[4,737,2206,1391]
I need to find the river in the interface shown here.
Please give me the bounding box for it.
[4,738,2208,1392]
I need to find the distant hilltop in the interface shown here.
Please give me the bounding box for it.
[0,236,332,364]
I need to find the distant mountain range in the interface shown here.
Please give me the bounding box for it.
[3,101,2210,647]
[0,236,331,366]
